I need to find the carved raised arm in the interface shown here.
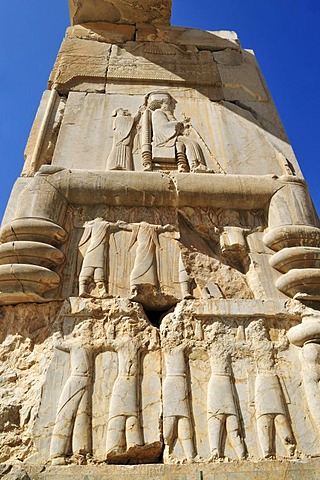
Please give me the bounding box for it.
[52,332,70,353]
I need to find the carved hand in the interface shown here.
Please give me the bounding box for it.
[52,331,63,349]
[162,224,175,232]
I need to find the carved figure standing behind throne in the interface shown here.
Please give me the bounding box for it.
[106,108,142,171]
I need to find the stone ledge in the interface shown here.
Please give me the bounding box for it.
[25,459,320,480]
[15,169,303,210]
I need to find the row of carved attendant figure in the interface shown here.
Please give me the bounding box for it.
[78,218,200,309]
[77,217,249,303]
[48,315,296,465]
[78,219,178,299]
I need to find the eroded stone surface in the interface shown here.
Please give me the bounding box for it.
[66,23,135,44]
[68,0,172,26]
[49,37,112,93]
[1,4,320,477]
[2,297,320,466]
[136,26,240,51]
[23,91,65,176]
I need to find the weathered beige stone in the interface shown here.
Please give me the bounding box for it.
[51,91,226,171]
[136,25,240,51]
[33,302,162,465]
[49,37,112,93]
[2,459,316,479]
[213,48,243,66]
[107,43,221,88]
[1,178,31,225]
[2,3,320,477]
[0,241,65,268]
[50,90,297,175]
[66,22,135,44]
[218,50,269,102]
[23,91,65,176]
[68,0,172,26]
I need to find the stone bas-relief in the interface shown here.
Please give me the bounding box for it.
[2,0,320,476]
[106,107,142,171]
[2,300,320,468]
[77,217,181,307]
[161,312,196,463]
[68,0,172,26]
[73,209,258,307]
[50,89,300,175]
[142,92,207,172]
[205,322,246,461]
[104,92,209,173]
[33,301,162,465]
[246,320,296,459]
[78,218,125,298]
[32,301,318,465]
[104,315,160,463]
[50,325,93,465]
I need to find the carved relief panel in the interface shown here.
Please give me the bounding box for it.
[24,298,320,465]
[49,90,300,175]
[34,302,162,465]
[55,204,288,307]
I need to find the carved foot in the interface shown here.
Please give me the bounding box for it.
[51,456,66,466]
[286,443,296,457]
[182,292,193,300]
[143,162,152,171]
[106,447,125,456]
[97,282,109,298]
[263,453,275,460]
[191,164,207,173]
[130,285,139,298]
[178,163,189,173]
[208,449,220,462]
[163,445,177,464]
[193,454,202,463]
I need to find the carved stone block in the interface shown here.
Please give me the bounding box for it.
[68,0,172,26]
[1,2,320,476]
[107,44,221,88]
[66,23,136,44]
[136,26,240,51]
[49,38,112,93]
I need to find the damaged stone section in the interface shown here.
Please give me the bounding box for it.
[22,91,66,176]
[0,302,63,463]
[1,297,320,467]
[68,0,172,26]
[2,2,320,477]
[136,26,240,51]
[48,38,112,94]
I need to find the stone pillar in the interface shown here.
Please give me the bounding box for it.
[264,176,320,300]
[0,173,69,303]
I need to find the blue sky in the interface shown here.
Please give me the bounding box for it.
[1,0,319,221]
